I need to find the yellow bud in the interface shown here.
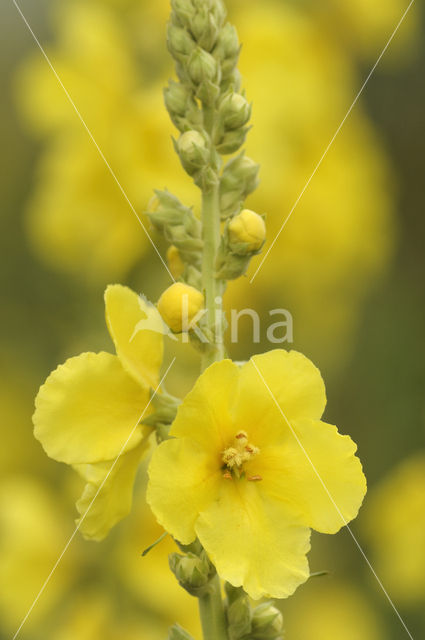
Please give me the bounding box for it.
[228,209,266,252]
[157,283,204,333]
[166,245,185,279]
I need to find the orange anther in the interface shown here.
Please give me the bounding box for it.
[248,475,262,482]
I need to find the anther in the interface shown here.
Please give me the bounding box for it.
[248,475,262,482]
[223,470,232,480]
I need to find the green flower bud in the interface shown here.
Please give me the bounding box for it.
[176,130,210,175]
[168,624,195,640]
[146,190,202,267]
[221,154,260,195]
[251,602,284,639]
[171,0,195,25]
[188,47,218,85]
[169,550,214,596]
[219,92,251,130]
[167,24,196,57]
[213,23,240,78]
[143,390,180,430]
[226,586,252,640]
[164,81,192,117]
[190,9,220,51]
[219,154,260,218]
[216,126,249,154]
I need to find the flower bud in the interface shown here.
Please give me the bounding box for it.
[216,126,249,154]
[190,9,220,51]
[164,81,192,118]
[220,93,251,130]
[169,550,214,596]
[176,130,210,175]
[213,23,240,78]
[228,209,266,253]
[166,245,185,279]
[251,602,284,639]
[157,283,204,333]
[219,155,260,219]
[188,47,218,85]
[226,589,252,639]
[167,24,196,57]
[168,624,195,640]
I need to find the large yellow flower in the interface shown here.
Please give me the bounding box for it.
[147,350,366,599]
[33,284,163,540]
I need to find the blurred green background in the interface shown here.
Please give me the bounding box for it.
[1,0,424,638]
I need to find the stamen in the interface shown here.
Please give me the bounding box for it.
[248,475,263,482]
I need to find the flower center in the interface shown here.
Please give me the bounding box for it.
[221,431,261,481]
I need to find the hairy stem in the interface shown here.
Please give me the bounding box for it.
[198,574,229,640]
[201,105,224,369]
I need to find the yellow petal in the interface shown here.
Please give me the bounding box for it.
[74,433,152,541]
[170,359,240,451]
[259,418,367,534]
[104,284,163,388]
[147,437,222,544]
[34,352,149,465]
[195,481,311,600]
[233,350,326,448]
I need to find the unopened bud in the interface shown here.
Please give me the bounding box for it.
[164,81,192,117]
[177,130,209,175]
[251,602,284,639]
[227,592,252,639]
[220,93,251,130]
[190,9,220,51]
[213,23,240,78]
[188,47,218,85]
[216,126,249,154]
[166,245,185,279]
[228,209,266,253]
[169,550,214,596]
[219,155,260,219]
[158,282,204,333]
[167,24,196,57]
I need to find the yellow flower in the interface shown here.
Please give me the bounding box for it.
[0,477,76,633]
[363,453,425,605]
[33,284,164,540]
[284,580,384,640]
[157,283,204,333]
[228,209,266,252]
[147,350,366,599]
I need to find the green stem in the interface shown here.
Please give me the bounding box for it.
[201,105,224,370]
[198,574,228,640]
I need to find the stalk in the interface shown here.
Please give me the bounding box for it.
[198,574,229,640]
[201,105,224,369]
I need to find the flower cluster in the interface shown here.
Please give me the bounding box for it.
[30,1,368,637]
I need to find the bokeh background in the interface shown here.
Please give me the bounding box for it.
[1,0,424,638]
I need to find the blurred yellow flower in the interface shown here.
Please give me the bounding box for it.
[16,0,196,281]
[116,488,201,637]
[33,284,163,540]
[0,477,76,634]
[284,579,385,640]
[226,2,395,368]
[148,349,366,599]
[363,453,425,605]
